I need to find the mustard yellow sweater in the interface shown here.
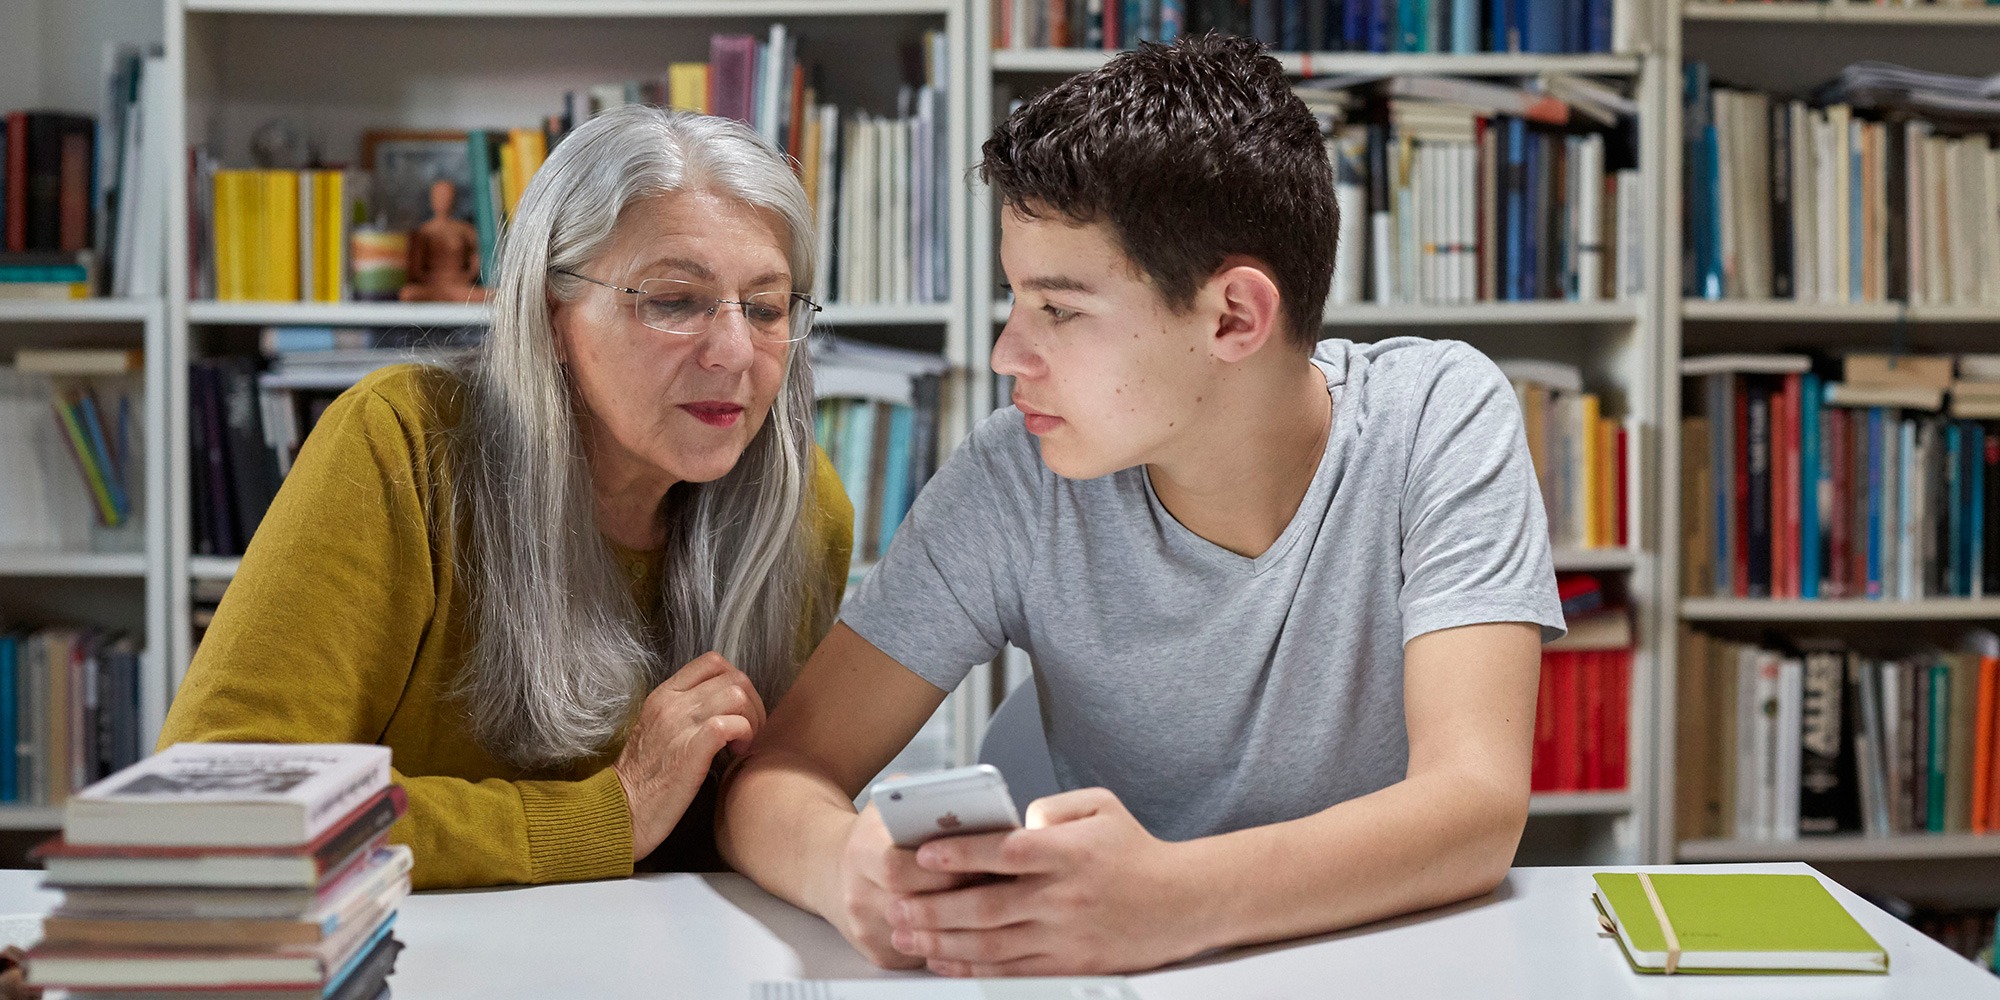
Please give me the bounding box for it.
[159,364,851,889]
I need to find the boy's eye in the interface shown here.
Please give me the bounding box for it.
[1043,304,1076,323]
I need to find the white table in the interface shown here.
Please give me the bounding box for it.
[2,863,1995,998]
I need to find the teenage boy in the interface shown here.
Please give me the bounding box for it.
[718,32,1564,976]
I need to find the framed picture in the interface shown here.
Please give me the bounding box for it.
[361,129,473,231]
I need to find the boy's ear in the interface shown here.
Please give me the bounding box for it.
[1209,259,1284,363]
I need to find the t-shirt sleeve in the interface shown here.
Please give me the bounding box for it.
[1396,342,1567,644]
[839,410,1040,691]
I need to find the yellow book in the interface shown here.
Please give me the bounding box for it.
[212,172,238,301]
[499,141,521,221]
[1579,393,1601,548]
[1597,416,1618,550]
[266,171,301,301]
[246,172,267,301]
[800,94,822,214]
[51,397,118,525]
[511,128,547,205]
[323,171,347,302]
[668,63,709,114]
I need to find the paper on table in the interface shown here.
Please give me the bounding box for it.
[752,978,1138,1000]
[0,914,41,950]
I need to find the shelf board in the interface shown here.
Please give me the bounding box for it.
[0,805,64,830]
[990,48,1642,77]
[189,556,243,581]
[1682,299,2000,323]
[1528,791,1633,817]
[1684,2,2000,27]
[187,0,954,16]
[0,551,147,578]
[188,300,949,328]
[1552,548,1638,572]
[992,300,1640,326]
[1679,833,2000,863]
[1680,597,2000,622]
[0,299,158,324]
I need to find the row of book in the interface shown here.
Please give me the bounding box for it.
[811,337,950,566]
[198,169,356,304]
[0,629,144,806]
[994,0,1625,54]
[1310,76,1644,306]
[2,48,168,298]
[1676,628,2000,842]
[1530,578,1633,794]
[0,357,143,554]
[28,743,407,997]
[1684,65,2000,308]
[190,329,476,557]
[1679,352,2000,601]
[1501,359,1629,552]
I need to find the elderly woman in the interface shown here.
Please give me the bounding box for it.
[158,106,851,889]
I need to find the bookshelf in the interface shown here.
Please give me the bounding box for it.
[1655,0,2000,891]
[969,1,1671,867]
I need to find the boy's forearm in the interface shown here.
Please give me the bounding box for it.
[717,751,861,917]
[1182,769,1527,955]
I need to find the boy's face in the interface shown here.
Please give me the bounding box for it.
[992,208,1224,480]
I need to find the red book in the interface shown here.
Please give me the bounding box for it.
[1973,655,1996,834]
[1532,653,1558,792]
[1604,649,1631,790]
[1581,652,1605,790]
[1102,0,1120,50]
[4,111,26,252]
[1732,377,1751,597]
[57,128,90,253]
[1553,653,1584,792]
[1778,373,1801,598]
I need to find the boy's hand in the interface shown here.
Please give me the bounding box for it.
[824,803,969,969]
[887,788,1211,976]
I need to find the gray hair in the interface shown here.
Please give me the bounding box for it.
[447,105,833,769]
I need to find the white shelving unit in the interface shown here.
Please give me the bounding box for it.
[0,293,173,823]
[969,3,1672,867]
[1654,1,2000,888]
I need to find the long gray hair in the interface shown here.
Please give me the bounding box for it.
[449,105,832,769]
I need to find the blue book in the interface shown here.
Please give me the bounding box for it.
[75,393,131,523]
[1159,0,1184,42]
[1280,0,1306,49]
[840,401,877,556]
[1125,0,1145,45]
[468,131,498,282]
[1702,122,1724,298]
[1504,118,1526,301]
[1947,422,1963,597]
[1370,0,1394,51]
[1521,132,1541,300]
[1976,424,1992,596]
[0,637,14,802]
[877,404,916,553]
[1451,0,1478,52]
[1523,0,1561,52]
[1587,0,1612,52]
[1395,0,1421,51]
[1345,0,1369,48]
[1849,122,1863,302]
[1865,409,1883,599]
[1800,371,1821,599]
[1488,0,1512,51]
[264,326,339,353]
[1899,418,1916,598]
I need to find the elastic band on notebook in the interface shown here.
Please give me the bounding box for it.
[1638,872,1681,974]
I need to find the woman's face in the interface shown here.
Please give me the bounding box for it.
[552,188,795,495]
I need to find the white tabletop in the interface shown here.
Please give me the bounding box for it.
[0,863,1994,998]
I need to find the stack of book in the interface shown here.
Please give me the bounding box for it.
[1676,628,2000,843]
[1499,359,1629,552]
[27,743,409,999]
[811,336,950,565]
[1306,74,1644,307]
[1680,352,1999,601]
[1531,574,1632,794]
[1684,63,2000,308]
[994,0,1628,55]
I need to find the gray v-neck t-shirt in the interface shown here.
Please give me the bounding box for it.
[841,337,1566,842]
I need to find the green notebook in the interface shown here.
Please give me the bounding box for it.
[1592,873,1888,975]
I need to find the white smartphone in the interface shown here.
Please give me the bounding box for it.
[869,764,1023,850]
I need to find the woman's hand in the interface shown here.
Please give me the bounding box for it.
[613,652,767,860]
